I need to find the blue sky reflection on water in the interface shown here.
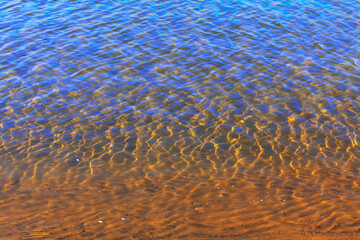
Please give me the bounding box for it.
[0,0,359,158]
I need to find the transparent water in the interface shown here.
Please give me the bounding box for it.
[1,0,360,238]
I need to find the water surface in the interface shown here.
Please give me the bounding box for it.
[1,0,360,239]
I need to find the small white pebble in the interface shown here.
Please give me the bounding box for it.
[76,158,80,162]
[216,186,220,189]
[98,221,103,223]
[121,217,126,221]
[260,199,263,202]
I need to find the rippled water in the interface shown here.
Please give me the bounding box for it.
[1,0,360,239]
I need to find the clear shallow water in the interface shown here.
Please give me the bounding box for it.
[1,0,360,238]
